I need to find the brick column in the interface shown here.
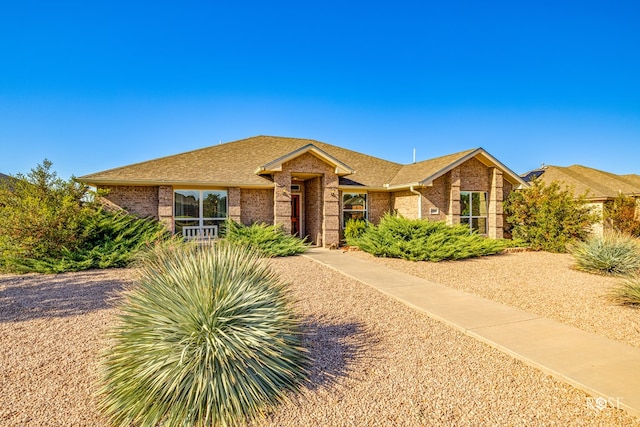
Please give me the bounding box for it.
[447,167,461,225]
[488,168,504,239]
[228,187,241,223]
[158,185,174,232]
[273,172,292,234]
[322,174,340,247]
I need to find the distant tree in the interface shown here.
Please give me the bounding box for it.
[604,193,640,237]
[0,160,90,260]
[503,178,599,252]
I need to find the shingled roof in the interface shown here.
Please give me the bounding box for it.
[387,147,526,188]
[525,165,640,200]
[80,136,402,188]
[79,135,527,189]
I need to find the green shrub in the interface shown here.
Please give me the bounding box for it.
[224,220,309,257]
[353,213,510,261]
[0,160,171,273]
[0,160,89,261]
[344,218,368,245]
[604,193,640,237]
[609,276,640,306]
[504,178,599,252]
[98,241,308,427]
[571,233,640,276]
[2,208,169,273]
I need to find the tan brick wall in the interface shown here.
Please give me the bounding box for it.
[323,174,340,247]
[273,173,292,234]
[240,189,274,225]
[392,190,419,219]
[98,185,159,219]
[228,187,241,223]
[158,185,174,231]
[447,167,461,225]
[368,191,391,224]
[275,152,340,247]
[587,202,605,237]
[305,177,322,244]
[459,157,490,191]
[444,159,507,237]
[421,176,448,221]
[488,168,504,238]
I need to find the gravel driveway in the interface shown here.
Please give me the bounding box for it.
[1,254,638,426]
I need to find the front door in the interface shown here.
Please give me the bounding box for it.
[291,194,300,236]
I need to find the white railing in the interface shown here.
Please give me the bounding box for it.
[182,225,218,241]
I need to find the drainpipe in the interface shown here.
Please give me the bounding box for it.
[409,185,422,219]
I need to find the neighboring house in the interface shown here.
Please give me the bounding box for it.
[0,173,15,189]
[78,135,528,247]
[522,164,640,235]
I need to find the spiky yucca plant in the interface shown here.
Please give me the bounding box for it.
[571,233,640,276]
[609,276,640,306]
[99,241,308,427]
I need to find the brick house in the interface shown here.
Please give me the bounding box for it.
[79,135,528,247]
[523,164,640,236]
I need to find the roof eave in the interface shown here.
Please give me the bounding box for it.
[338,184,389,191]
[78,178,275,189]
[383,182,427,191]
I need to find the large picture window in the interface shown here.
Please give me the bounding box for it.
[342,192,367,227]
[460,191,487,234]
[174,189,228,235]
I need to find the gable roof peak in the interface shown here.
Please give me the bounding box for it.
[255,143,356,176]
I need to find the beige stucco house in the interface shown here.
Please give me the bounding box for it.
[79,135,528,247]
[523,164,640,236]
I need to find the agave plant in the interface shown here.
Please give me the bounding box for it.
[98,240,308,427]
[571,232,640,276]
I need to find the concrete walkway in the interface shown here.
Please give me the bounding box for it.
[304,248,640,419]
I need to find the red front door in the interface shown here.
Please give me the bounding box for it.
[291,194,300,236]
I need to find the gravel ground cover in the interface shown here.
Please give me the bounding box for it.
[346,250,640,349]
[1,256,638,426]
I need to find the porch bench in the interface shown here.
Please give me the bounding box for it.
[182,225,218,241]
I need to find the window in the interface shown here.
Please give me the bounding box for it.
[174,189,228,235]
[342,192,367,227]
[460,191,487,234]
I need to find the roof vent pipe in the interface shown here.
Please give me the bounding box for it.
[409,185,422,219]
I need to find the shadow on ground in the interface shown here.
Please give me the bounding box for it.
[300,315,378,390]
[0,270,129,322]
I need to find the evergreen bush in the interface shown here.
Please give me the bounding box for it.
[224,220,309,257]
[352,213,509,261]
[344,218,368,245]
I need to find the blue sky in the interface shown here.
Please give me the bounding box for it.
[1,1,639,180]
